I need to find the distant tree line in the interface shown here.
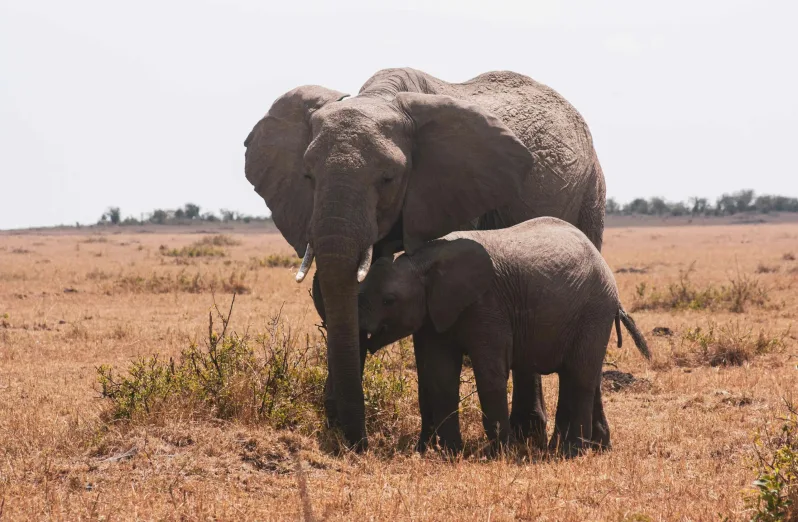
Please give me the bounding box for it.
[98,203,270,226]
[606,190,798,216]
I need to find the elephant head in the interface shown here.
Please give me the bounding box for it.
[358,239,495,349]
[244,85,536,449]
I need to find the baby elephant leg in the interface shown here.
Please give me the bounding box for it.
[469,350,511,452]
[510,369,547,449]
[549,368,597,458]
[550,320,611,457]
[590,382,611,450]
[416,333,464,454]
[413,333,435,453]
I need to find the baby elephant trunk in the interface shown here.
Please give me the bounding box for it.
[615,308,651,360]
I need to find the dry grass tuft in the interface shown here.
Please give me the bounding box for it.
[666,321,789,367]
[195,234,241,247]
[114,269,251,294]
[250,253,302,269]
[158,236,239,258]
[632,261,771,313]
[756,263,780,274]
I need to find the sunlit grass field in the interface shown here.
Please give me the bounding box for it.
[1,223,796,520]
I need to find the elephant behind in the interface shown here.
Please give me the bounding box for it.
[244,67,606,449]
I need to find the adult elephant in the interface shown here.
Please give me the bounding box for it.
[244,68,606,449]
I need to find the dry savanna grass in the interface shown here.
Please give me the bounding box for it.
[1,223,797,520]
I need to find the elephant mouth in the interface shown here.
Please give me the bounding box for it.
[361,324,389,354]
[364,324,387,340]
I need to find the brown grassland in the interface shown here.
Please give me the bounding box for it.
[1,223,797,521]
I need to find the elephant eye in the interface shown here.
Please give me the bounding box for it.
[381,175,394,185]
[304,172,314,181]
[382,294,396,306]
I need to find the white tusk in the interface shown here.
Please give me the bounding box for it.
[356,245,373,283]
[295,243,314,283]
[366,332,372,340]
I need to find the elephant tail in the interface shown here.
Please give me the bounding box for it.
[616,308,651,360]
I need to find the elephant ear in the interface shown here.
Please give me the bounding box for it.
[395,92,536,254]
[244,86,348,256]
[423,238,494,333]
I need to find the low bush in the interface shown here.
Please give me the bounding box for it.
[96,299,419,454]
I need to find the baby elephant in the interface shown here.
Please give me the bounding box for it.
[358,217,650,456]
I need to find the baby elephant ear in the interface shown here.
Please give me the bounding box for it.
[424,239,494,333]
[396,92,536,254]
[244,86,348,257]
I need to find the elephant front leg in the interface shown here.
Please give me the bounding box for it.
[324,330,369,429]
[413,332,436,453]
[510,368,547,449]
[471,357,511,454]
[415,329,464,454]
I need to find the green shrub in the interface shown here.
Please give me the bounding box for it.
[96,301,420,453]
[97,306,326,429]
[747,400,798,521]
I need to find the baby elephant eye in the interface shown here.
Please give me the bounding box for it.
[382,295,396,306]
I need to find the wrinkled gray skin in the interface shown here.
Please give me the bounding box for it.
[244,68,606,449]
[358,218,650,456]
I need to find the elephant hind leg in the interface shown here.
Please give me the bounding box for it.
[576,159,606,252]
[549,319,611,457]
[590,382,611,450]
[549,369,596,458]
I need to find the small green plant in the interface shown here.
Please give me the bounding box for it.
[747,399,798,521]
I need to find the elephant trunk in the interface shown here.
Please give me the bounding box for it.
[311,184,377,450]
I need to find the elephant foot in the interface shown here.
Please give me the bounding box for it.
[433,435,463,457]
[510,412,548,450]
[548,429,594,459]
[590,419,611,451]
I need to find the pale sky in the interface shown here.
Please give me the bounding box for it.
[1,0,796,229]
